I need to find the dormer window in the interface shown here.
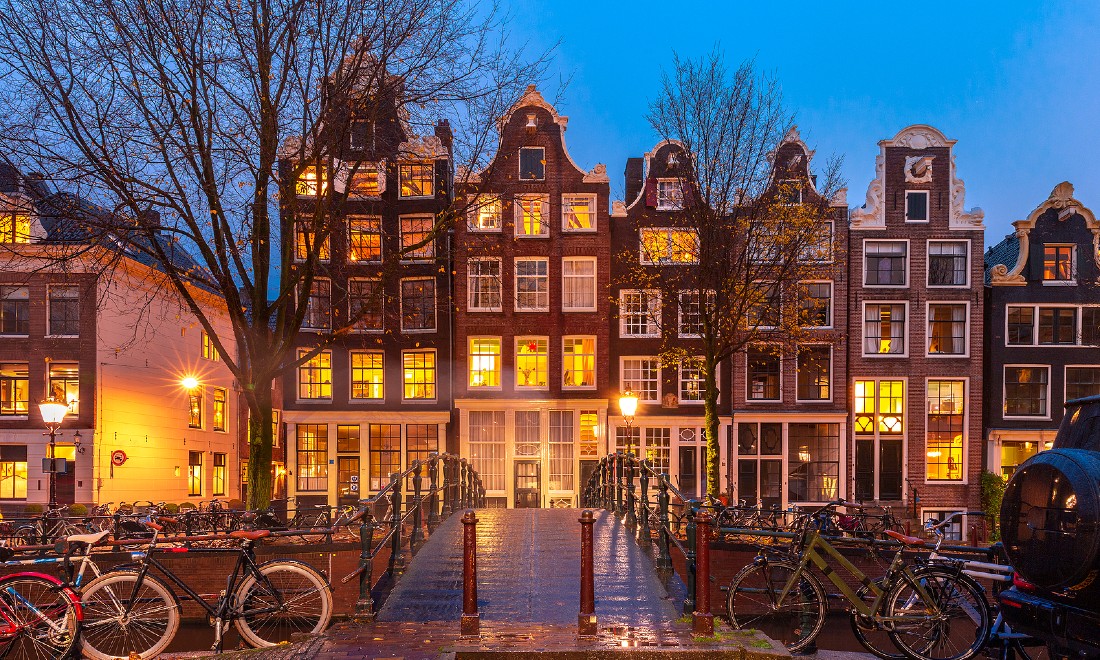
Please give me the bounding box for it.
[296,166,327,197]
[519,147,545,181]
[399,162,434,198]
[0,214,30,244]
[656,179,684,210]
[904,190,928,222]
[1042,245,1075,284]
[349,119,372,150]
[349,163,382,198]
[778,179,802,205]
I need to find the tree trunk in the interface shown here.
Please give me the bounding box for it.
[704,357,722,500]
[246,382,275,511]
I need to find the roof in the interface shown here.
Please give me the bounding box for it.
[984,234,1020,285]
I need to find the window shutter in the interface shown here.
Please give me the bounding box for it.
[682,181,696,208]
[645,179,657,207]
[1028,242,1044,280]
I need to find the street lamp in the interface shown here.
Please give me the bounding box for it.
[38,396,68,509]
[619,390,638,454]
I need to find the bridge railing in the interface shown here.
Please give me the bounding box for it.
[345,452,486,618]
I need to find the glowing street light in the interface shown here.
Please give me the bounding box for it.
[38,397,69,509]
[181,376,200,390]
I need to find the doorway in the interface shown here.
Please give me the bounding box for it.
[514,461,541,508]
[54,446,76,505]
[336,456,360,506]
[678,446,698,499]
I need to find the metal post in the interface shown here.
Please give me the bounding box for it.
[638,460,650,541]
[427,455,441,530]
[389,473,404,572]
[624,453,637,528]
[615,453,624,516]
[684,501,697,614]
[443,457,457,517]
[578,510,597,636]
[354,511,376,620]
[460,460,470,509]
[411,463,423,550]
[693,510,714,635]
[47,430,57,509]
[656,479,672,570]
[460,510,480,636]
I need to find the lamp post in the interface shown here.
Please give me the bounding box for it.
[619,391,639,527]
[38,397,69,509]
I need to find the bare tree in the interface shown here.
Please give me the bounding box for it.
[0,0,550,508]
[618,51,843,499]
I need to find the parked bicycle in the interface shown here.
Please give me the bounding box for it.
[12,505,88,546]
[0,544,83,659]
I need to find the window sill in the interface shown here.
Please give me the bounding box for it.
[563,308,598,313]
[399,259,435,265]
[401,399,438,404]
[295,399,333,404]
[746,399,782,404]
[348,329,385,334]
[927,284,969,289]
[1041,280,1077,286]
[0,416,29,420]
[400,328,438,334]
[514,234,550,239]
[467,386,503,392]
[562,386,597,391]
[927,353,970,358]
[678,400,705,406]
[656,206,685,212]
[621,335,661,339]
[514,308,550,313]
[468,228,503,233]
[468,308,503,314]
[44,335,80,339]
[861,284,909,288]
[348,398,385,403]
[562,228,598,234]
[348,194,382,200]
[1003,415,1051,421]
[861,353,909,358]
[347,259,383,265]
[398,194,435,200]
[795,398,834,404]
[515,385,550,391]
[0,335,29,339]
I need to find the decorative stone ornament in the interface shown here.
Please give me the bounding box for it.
[904,155,934,183]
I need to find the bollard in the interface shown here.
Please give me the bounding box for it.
[354,510,376,620]
[578,509,597,636]
[461,510,480,636]
[693,510,714,635]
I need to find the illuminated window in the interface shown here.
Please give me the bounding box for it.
[337,425,361,453]
[212,387,227,432]
[400,215,434,261]
[350,351,384,400]
[0,364,28,416]
[0,214,30,243]
[864,241,908,286]
[400,278,436,331]
[579,410,599,459]
[864,303,906,355]
[0,446,27,499]
[348,216,382,262]
[515,258,548,311]
[348,278,383,332]
[640,228,698,264]
[516,337,548,389]
[656,179,684,210]
[928,304,966,355]
[296,424,328,491]
[621,357,659,403]
[562,257,597,312]
[48,286,80,336]
[399,162,434,197]
[303,278,331,330]
[519,147,545,181]
[368,424,400,491]
[1043,245,1075,282]
[562,194,596,231]
[927,380,964,481]
[349,163,381,198]
[619,290,660,337]
[468,337,501,388]
[297,349,332,400]
[747,346,780,401]
[188,386,203,429]
[402,350,436,400]
[468,258,502,311]
[468,196,502,231]
[0,287,29,335]
[853,379,905,501]
[680,358,706,403]
[788,423,840,502]
[515,195,549,237]
[645,427,671,473]
[515,411,540,457]
[562,336,596,389]
[48,363,79,415]
[406,424,439,477]
[188,451,203,496]
[294,222,330,261]
[800,282,831,328]
[1004,367,1048,417]
[296,165,326,196]
[212,453,227,496]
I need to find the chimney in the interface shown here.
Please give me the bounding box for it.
[624,158,644,204]
[434,119,453,154]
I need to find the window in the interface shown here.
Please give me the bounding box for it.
[519,147,545,181]
[212,453,227,496]
[294,222,330,261]
[619,290,660,337]
[788,423,841,502]
[549,410,574,491]
[399,162,434,197]
[1082,308,1100,346]
[562,258,597,311]
[800,282,831,328]
[400,216,434,261]
[469,411,506,491]
[747,346,781,401]
[640,228,698,264]
[656,179,684,210]
[406,424,439,473]
[0,287,29,335]
[350,351,384,400]
[296,424,328,491]
[201,331,220,361]
[927,380,965,481]
[563,337,596,388]
[0,364,27,416]
[188,451,203,496]
[615,426,641,454]
[514,258,549,311]
[302,279,331,330]
[348,278,383,332]
[469,196,502,231]
[48,286,80,336]
[679,358,706,403]
[922,510,966,542]
[904,190,929,222]
[928,304,967,355]
[1043,245,1074,282]
[400,278,436,331]
[777,179,803,205]
[621,357,659,403]
[402,350,436,400]
[516,337,548,389]
[349,120,372,150]
[645,428,671,474]
[348,216,382,262]
[562,194,596,231]
[468,258,502,311]
[295,165,326,196]
[368,424,400,491]
[799,221,833,262]
[1038,307,1076,345]
[212,388,227,432]
[349,163,381,197]
[678,290,712,337]
[748,225,781,264]
[864,303,907,355]
[1007,306,1035,345]
[297,349,332,399]
[746,282,779,329]
[1066,367,1100,401]
[48,363,79,414]
[187,386,203,429]
[853,380,905,501]
[514,410,540,457]
[1004,367,1049,417]
[469,337,502,388]
[0,446,27,499]
[864,241,908,286]
[0,214,30,243]
[928,241,968,286]
[579,411,599,458]
[515,195,549,237]
[796,346,830,401]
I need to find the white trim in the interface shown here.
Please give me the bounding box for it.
[1002,364,1052,421]
[514,194,550,238]
[400,348,439,403]
[513,257,550,312]
[678,356,710,406]
[861,301,910,358]
[397,161,435,199]
[347,215,383,264]
[561,335,597,391]
[925,239,971,288]
[348,350,385,402]
[347,276,384,334]
[904,190,930,223]
[561,193,598,233]
[923,377,969,485]
[561,257,598,312]
[850,376,909,502]
[45,284,80,338]
[467,336,503,391]
[656,178,685,211]
[799,280,833,329]
[467,257,503,313]
[862,238,910,288]
[619,356,661,404]
[398,214,436,263]
[466,194,503,233]
[618,289,661,338]
[1063,364,1100,405]
[1040,243,1077,286]
[514,336,550,391]
[795,344,833,403]
[745,344,782,403]
[925,301,971,358]
[398,276,437,333]
[640,227,699,265]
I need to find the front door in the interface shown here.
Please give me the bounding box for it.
[514,461,541,508]
[678,446,698,499]
[337,457,360,506]
[54,446,76,505]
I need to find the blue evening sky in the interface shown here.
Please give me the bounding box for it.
[506,1,1100,248]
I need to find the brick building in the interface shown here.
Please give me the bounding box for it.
[984,182,1100,477]
[453,86,611,508]
[847,125,985,537]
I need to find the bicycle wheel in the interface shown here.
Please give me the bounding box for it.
[79,571,179,660]
[233,560,332,647]
[725,559,825,652]
[850,579,907,660]
[886,567,990,660]
[0,574,80,660]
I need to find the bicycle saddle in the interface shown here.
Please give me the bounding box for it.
[885,529,926,547]
[66,530,110,546]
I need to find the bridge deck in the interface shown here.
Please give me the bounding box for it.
[376,508,680,626]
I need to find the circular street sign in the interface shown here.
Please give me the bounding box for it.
[349,475,359,483]
[111,450,127,466]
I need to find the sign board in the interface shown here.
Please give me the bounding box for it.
[41,457,67,474]
[111,450,127,467]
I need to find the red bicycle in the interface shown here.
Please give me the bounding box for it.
[0,553,82,659]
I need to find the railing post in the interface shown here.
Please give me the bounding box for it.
[410,462,423,550]
[578,510,597,636]
[354,510,377,620]
[389,472,405,572]
[460,510,480,636]
[656,479,672,570]
[638,460,650,541]
[624,453,638,528]
[693,510,714,635]
[427,454,441,530]
[683,500,698,614]
[448,457,460,515]
[615,453,624,516]
[460,459,470,509]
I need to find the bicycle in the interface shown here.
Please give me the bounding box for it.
[0,545,83,659]
[12,506,88,547]
[77,518,333,659]
[725,499,990,660]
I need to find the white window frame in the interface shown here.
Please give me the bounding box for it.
[562,336,597,390]
[678,290,713,338]
[347,215,382,263]
[514,257,549,312]
[349,350,385,401]
[920,508,968,542]
[904,190,929,223]
[398,161,434,199]
[679,357,709,405]
[1003,364,1052,421]
[799,220,833,263]
[46,285,80,338]
[745,344,782,403]
[1065,364,1100,403]
[925,301,971,358]
[561,193,597,232]
[863,239,910,288]
[301,277,331,331]
[620,356,660,404]
[514,194,550,238]
[799,280,833,329]
[518,146,546,181]
[467,257,503,312]
[1005,305,1037,347]
[399,277,437,333]
[619,289,661,338]
[1041,243,1077,286]
[467,195,502,232]
[656,178,685,211]
[468,336,503,390]
[515,336,549,390]
[926,239,970,288]
[562,257,598,312]
[862,301,910,358]
[924,377,968,485]
[348,162,384,199]
[399,214,435,262]
[640,227,699,265]
[795,344,833,403]
[401,348,438,402]
[348,277,384,334]
[747,280,780,330]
